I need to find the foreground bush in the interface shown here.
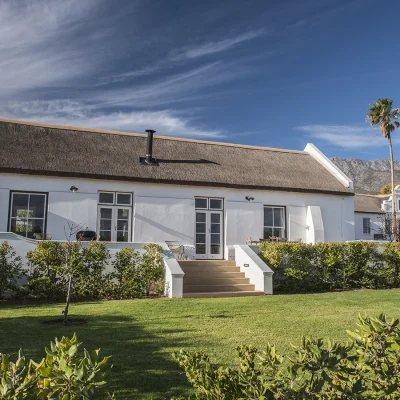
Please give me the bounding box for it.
[0,242,26,298]
[259,242,400,293]
[173,314,400,399]
[0,334,112,399]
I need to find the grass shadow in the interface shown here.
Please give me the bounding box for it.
[0,312,195,399]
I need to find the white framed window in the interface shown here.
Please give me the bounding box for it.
[264,206,286,239]
[195,197,223,210]
[9,192,47,238]
[363,217,371,234]
[195,197,208,209]
[116,192,132,206]
[99,192,115,205]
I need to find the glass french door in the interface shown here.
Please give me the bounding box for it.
[97,206,131,242]
[195,211,223,259]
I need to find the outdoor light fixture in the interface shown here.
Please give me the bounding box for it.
[70,185,78,192]
[245,196,255,202]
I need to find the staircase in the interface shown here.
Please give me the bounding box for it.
[178,260,264,298]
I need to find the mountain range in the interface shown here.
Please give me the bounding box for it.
[330,158,400,194]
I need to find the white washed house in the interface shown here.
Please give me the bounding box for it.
[0,119,355,297]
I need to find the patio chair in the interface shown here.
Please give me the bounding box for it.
[165,241,186,259]
[33,233,52,240]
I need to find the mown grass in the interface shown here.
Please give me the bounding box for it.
[1,290,400,399]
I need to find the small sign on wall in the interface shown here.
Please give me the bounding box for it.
[244,263,249,268]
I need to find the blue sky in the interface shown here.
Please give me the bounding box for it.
[1,0,400,159]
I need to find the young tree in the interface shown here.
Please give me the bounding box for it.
[367,99,400,240]
[0,241,25,298]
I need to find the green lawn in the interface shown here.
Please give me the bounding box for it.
[1,290,400,399]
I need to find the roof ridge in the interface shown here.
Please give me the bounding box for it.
[0,117,306,155]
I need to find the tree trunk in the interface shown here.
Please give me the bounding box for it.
[63,274,73,325]
[388,135,398,241]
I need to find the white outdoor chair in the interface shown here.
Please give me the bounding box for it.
[165,241,187,259]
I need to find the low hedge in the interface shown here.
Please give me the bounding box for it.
[260,242,400,293]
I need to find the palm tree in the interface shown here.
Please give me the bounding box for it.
[367,98,400,240]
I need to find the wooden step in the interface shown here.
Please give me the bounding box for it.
[183,291,264,298]
[184,276,250,285]
[183,271,246,279]
[179,260,237,267]
[180,266,240,273]
[184,284,255,293]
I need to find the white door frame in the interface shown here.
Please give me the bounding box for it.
[97,205,132,242]
[195,210,223,259]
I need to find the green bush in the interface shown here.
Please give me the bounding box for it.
[108,244,165,298]
[259,242,397,293]
[26,241,165,301]
[173,314,400,399]
[0,334,113,399]
[27,241,67,300]
[0,241,26,298]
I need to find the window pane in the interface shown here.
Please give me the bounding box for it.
[99,231,111,241]
[211,245,220,254]
[12,193,29,217]
[195,198,208,209]
[211,234,220,244]
[273,208,284,227]
[196,244,206,254]
[29,195,46,218]
[209,199,222,209]
[196,223,206,233]
[273,228,284,238]
[117,220,129,231]
[118,209,129,219]
[211,213,220,223]
[264,207,273,226]
[100,220,112,230]
[99,192,114,204]
[263,227,273,239]
[116,231,128,242]
[196,234,206,244]
[27,219,44,238]
[100,208,112,219]
[10,218,26,236]
[211,224,220,233]
[117,193,132,205]
[196,213,206,222]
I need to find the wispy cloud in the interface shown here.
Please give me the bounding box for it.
[297,124,398,149]
[173,29,266,59]
[4,100,224,139]
[0,0,106,97]
[99,28,265,85]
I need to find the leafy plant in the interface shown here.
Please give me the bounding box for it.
[138,244,165,297]
[0,241,26,298]
[173,314,400,399]
[0,334,113,399]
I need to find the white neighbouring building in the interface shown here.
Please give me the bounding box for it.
[0,119,355,297]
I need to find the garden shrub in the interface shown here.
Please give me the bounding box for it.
[108,244,165,298]
[0,334,113,399]
[173,314,400,399]
[27,241,164,301]
[259,242,392,293]
[27,241,67,300]
[0,241,26,298]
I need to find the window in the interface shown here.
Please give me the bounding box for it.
[363,217,371,234]
[263,206,286,239]
[116,193,132,206]
[9,192,47,238]
[195,197,223,210]
[99,192,114,204]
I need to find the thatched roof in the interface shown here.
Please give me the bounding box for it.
[354,194,388,213]
[0,119,352,195]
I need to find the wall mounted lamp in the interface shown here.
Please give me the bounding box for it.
[245,196,255,202]
[70,185,79,192]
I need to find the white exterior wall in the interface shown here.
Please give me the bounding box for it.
[354,212,383,240]
[0,174,355,257]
